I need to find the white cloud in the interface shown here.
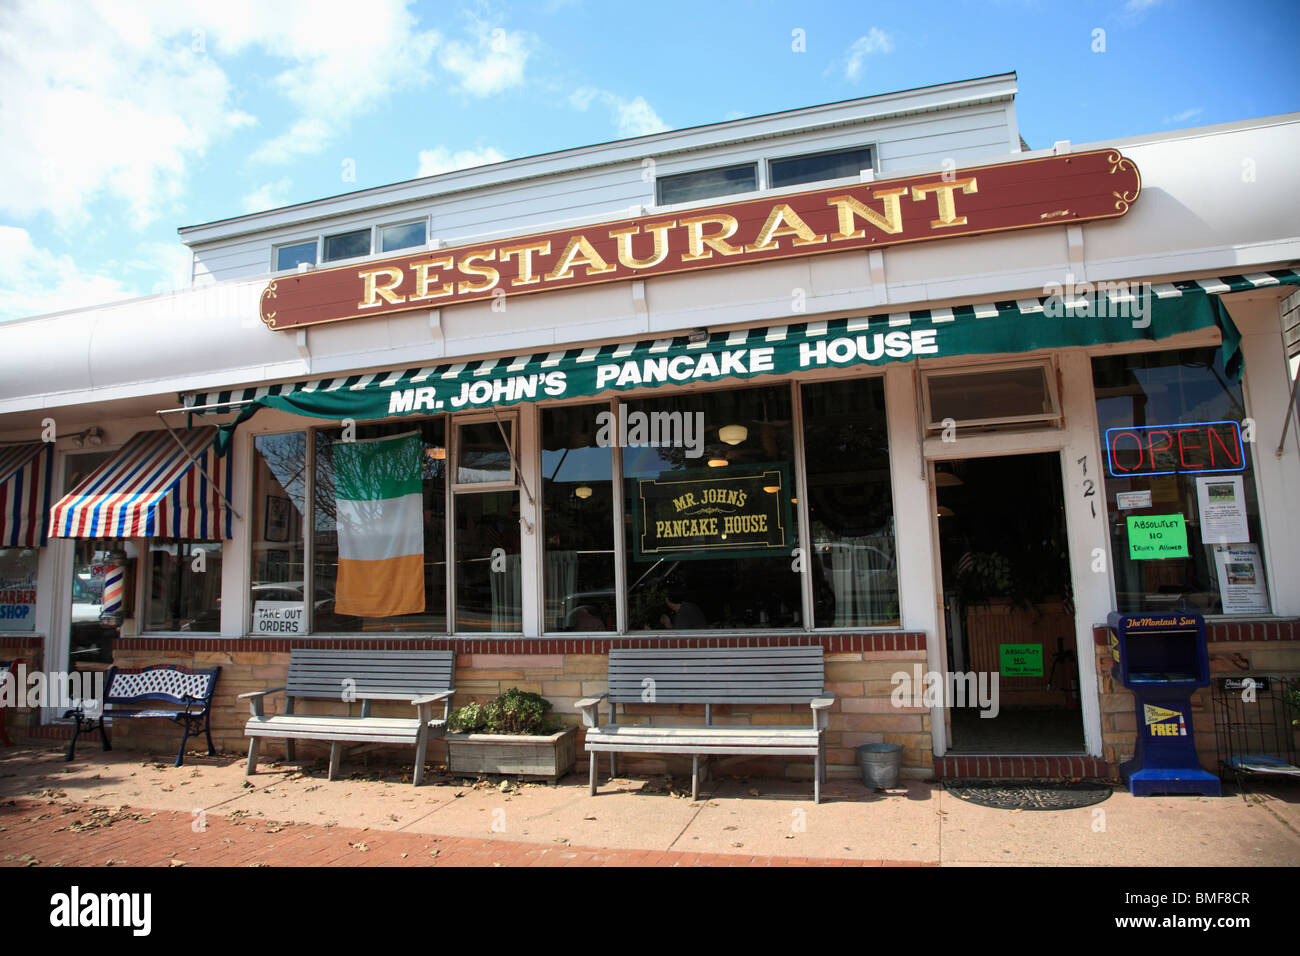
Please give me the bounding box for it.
[241,179,294,214]
[437,19,530,97]
[0,227,138,320]
[1162,107,1203,125]
[841,28,895,81]
[570,87,668,137]
[416,146,507,178]
[0,0,255,229]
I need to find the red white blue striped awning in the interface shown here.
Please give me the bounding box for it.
[49,428,232,540]
[0,442,54,547]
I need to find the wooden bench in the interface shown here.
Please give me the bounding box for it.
[241,649,454,786]
[577,646,834,803]
[63,664,221,767]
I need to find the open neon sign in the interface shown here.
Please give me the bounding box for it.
[1105,421,1245,477]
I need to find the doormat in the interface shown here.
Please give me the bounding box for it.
[943,779,1113,811]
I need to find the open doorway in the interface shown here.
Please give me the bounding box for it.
[937,452,1084,753]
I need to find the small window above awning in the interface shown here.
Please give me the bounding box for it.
[0,442,54,547]
[49,427,232,540]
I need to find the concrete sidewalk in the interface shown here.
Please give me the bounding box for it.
[1,744,1297,867]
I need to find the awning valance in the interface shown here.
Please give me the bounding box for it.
[49,427,232,540]
[195,269,1300,446]
[0,442,54,547]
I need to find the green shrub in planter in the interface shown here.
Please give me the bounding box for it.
[449,688,560,736]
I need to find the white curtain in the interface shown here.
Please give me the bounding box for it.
[544,550,579,631]
[489,554,523,631]
[823,535,896,626]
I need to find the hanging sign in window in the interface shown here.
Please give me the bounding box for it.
[1126,514,1189,559]
[1104,421,1244,477]
[633,465,792,561]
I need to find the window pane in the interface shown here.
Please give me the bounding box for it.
[145,541,222,632]
[455,490,521,632]
[250,433,308,635]
[380,221,426,253]
[622,384,800,630]
[1093,347,1269,615]
[542,402,615,632]
[928,366,1055,425]
[0,548,39,632]
[657,164,757,205]
[312,420,447,632]
[801,377,899,626]
[323,229,370,262]
[457,421,513,484]
[770,147,873,189]
[275,241,317,271]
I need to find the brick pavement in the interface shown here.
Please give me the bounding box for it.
[0,800,933,867]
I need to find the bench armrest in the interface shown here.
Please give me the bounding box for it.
[238,687,286,700]
[810,692,835,731]
[240,686,286,719]
[575,692,609,728]
[411,690,455,706]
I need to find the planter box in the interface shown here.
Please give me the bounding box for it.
[445,726,577,784]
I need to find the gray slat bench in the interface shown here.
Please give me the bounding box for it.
[241,649,455,786]
[577,646,834,803]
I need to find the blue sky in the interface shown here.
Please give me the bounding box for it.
[1,0,1296,321]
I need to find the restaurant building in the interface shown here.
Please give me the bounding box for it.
[2,72,1298,782]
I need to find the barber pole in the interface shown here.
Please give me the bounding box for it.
[100,549,127,626]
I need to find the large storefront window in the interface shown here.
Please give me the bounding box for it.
[0,548,39,632]
[801,377,900,626]
[542,402,616,632]
[249,433,307,635]
[1093,347,1270,615]
[621,384,801,630]
[313,420,447,632]
[145,540,222,631]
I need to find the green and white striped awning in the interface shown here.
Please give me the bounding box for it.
[194,269,1299,447]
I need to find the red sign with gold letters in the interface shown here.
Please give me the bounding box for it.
[259,149,1140,331]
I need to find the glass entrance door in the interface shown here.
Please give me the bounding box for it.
[936,452,1084,753]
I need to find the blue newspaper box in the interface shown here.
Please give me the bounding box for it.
[1106,610,1220,796]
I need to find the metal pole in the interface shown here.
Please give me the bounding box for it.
[1275,366,1300,458]
[154,412,244,521]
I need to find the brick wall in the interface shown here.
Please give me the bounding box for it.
[0,636,44,739]
[100,633,933,780]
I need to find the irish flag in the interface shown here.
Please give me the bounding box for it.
[334,431,425,618]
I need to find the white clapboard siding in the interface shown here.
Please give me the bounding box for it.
[190,98,1014,284]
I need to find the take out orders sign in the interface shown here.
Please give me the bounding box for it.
[260,150,1141,331]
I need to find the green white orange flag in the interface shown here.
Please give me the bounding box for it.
[334,431,425,618]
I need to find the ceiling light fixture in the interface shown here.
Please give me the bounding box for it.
[574,485,593,499]
[718,424,748,445]
[707,458,729,468]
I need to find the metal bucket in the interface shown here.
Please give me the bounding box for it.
[856,743,902,789]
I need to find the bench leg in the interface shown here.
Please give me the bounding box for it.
[65,718,81,762]
[328,742,342,781]
[285,740,296,762]
[814,751,822,805]
[610,752,616,778]
[99,717,111,753]
[174,722,191,768]
[412,726,429,787]
[691,754,699,802]
[245,736,259,775]
[588,749,598,796]
[204,713,216,756]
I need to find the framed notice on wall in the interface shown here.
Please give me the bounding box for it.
[1212,543,1269,615]
[633,464,792,561]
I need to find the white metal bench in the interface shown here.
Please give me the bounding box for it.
[577,646,834,803]
[241,649,455,786]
